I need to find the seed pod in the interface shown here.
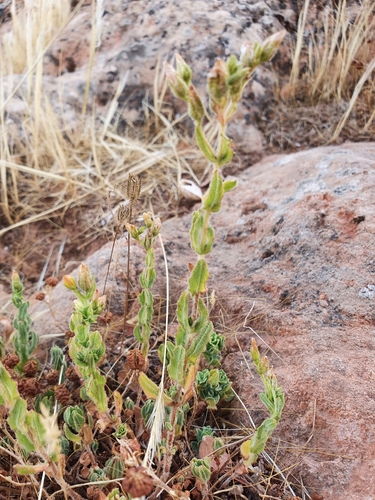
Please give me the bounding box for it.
[55,384,71,405]
[3,353,20,370]
[122,466,154,498]
[23,359,38,378]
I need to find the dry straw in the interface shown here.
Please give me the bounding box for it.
[288,0,375,137]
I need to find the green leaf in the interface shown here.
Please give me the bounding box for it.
[139,373,173,405]
[0,363,19,408]
[223,179,237,192]
[188,259,209,296]
[168,345,186,385]
[177,290,191,331]
[86,373,108,413]
[139,372,159,400]
[158,341,175,364]
[27,411,46,448]
[202,170,224,213]
[133,325,143,343]
[191,299,209,332]
[217,136,233,167]
[190,210,214,255]
[175,326,188,348]
[186,322,212,362]
[63,423,82,444]
[64,406,85,433]
[16,431,36,453]
[8,398,27,432]
[195,125,217,163]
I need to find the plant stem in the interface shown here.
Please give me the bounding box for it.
[162,404,178,481]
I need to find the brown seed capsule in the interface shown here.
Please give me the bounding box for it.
[65,330,75,338]
[21,378,41,398]
[122,466,154,498]
[45,369,59,385]
[65,365,81,383]
[35,292,46,301]
[97,311,113,325]
[45,276,59,287]
[127,348,146,371]
[55,384,71,405]
[3,353,20,370]
[23,359,38,377]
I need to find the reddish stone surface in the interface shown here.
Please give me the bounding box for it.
[30,142,375,499]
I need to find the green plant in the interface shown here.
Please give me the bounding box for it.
[191,425,223,454]
[126,211,161,358]
[63,264,108,413]
[11,270,38,373]
[240,339,285,467]
[138,30,286,480]
[0,363,82,499]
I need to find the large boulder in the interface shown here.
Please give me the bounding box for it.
[31,142,375,499]
[1,0,293,155]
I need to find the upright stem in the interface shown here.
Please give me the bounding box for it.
[162,404,178,481]
[123,205,133,333]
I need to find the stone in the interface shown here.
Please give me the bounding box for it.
[0,0,289,137]
[30,142,375,499]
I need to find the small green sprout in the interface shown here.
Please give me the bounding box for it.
[240,339,285,467]
[11,271,38,373]
[63,264,108,413]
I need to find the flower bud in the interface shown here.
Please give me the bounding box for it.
[125,222,139,239]
[175,53,192,85]
[188,84,205,124]
[250,338,260,366]
[164,61,189,101]
[259,30,286,63]
[152,217,162,237]
[77,264,93,293]
[63,275,77,291]
[207,59,228,121]
[142,211,152,227]
[11,270,23,295]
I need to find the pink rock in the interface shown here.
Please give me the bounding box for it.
[31,142,375,499]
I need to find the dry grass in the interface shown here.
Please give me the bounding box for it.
[289,0,375,102]
[284,0,375,143]
[0,2,211,290]
[0,0,70,74]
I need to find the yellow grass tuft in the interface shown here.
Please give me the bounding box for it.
[290,0,375,103]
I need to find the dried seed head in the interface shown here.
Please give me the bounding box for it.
[45,276,59,287]
[19,378,41,398]
[35,292,46,301]
[65,365,81,383]
[55,384,71,405]
[3,353,19,369]
[23,359,38,377]
[119,174,142,203]
[97,311,113,325]
[122,466,154,498]
[117,204,131,225]
[45,369,59,385]
[127,348,146,371]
